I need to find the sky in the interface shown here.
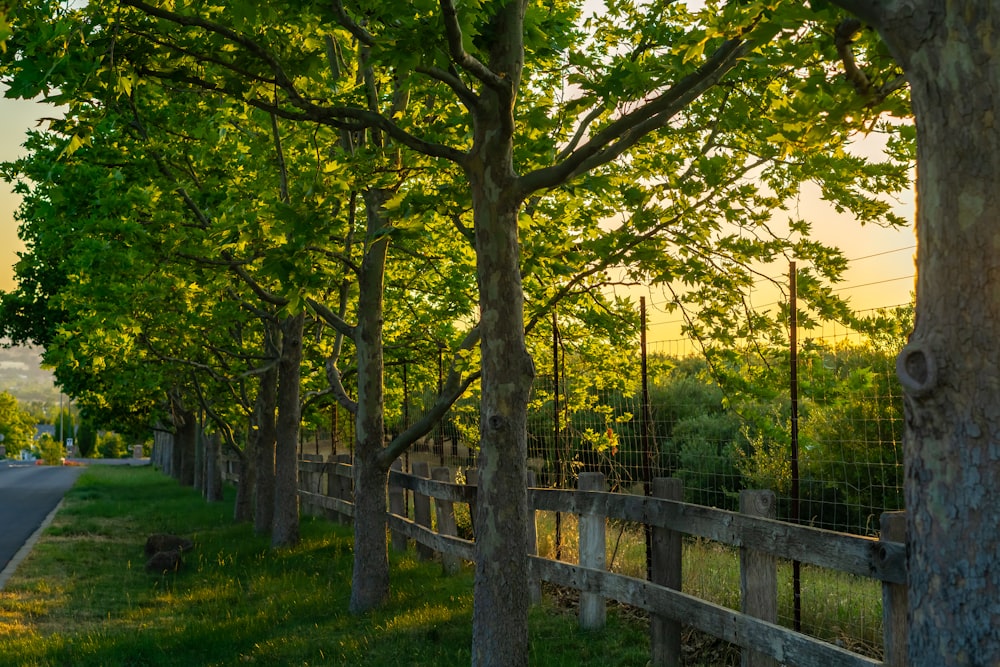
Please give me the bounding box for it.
[0,94,49,294]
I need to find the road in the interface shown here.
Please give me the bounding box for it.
[0,460,84,580]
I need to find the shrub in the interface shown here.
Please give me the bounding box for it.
[36,433,66,465]
[97,432,128,458]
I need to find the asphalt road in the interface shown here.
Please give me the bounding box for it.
[0,460,84,577]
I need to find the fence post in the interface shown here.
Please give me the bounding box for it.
[526,470,541,605]
[388,460,408,551]
[412,461,434,561]
[578,471,606,630]
[465,468,478,538]
[327,454,352,524]
[204,433,223,502]
[651,478,683,667]
[881,511,907,667]
[432,467,460,575]
[302,454,323,516]
[297,458,309,516]
[740,489,778,667]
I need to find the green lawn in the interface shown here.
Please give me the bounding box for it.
[0,466,882,666]
[0,466,650,667]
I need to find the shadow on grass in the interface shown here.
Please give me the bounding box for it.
[1,466,651,667]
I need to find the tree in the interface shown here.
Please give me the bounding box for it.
[0,390,36,453]
[826,2,1000,663]
[75,414,97,457]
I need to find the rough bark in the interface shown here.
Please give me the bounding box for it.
[467,4,534,665]
[349,188,393,613]
[233,447,253,522]
[204,432,223,502]
[193,420,205,493]
[272,312,304,548]
[253,361,278,535]
[832,2,1000,663]
[174,405,197,487]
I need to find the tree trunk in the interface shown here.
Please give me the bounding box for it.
[233,445,253,522]
[153,427,173,475]
[272,312,304,548]
[469,6,534,662]
[845,3,1000,663]
[254,362,278,535]
[193,418,204,494]
[350,188,392,613]
[175,406,197,487]
[204,432,223,502]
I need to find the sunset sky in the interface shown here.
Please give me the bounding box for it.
[0,93,48,294]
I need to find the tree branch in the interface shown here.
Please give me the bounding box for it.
[324,356,358,414]
[824,0,886,28]
[304,245,361,276]
[380,325,482,464]
[836,18,872,94]
[124,14,468,164]
[120,0,301,97]
[306,297,356,339]
[331,0,375,46]
[270,110,290,204]
[835,18,908,106]
[438,0,505,95]
[520,37,749,196]
[555,105,604,162]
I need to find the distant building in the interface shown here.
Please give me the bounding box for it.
[34,424,55,440]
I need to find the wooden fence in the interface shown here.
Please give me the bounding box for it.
[221,455,907,667]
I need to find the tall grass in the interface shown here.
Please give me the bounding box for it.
[534,510,884,657]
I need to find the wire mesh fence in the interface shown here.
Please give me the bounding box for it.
[306,288,912,539]
[301,275,915,659]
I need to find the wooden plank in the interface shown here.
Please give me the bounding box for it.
[530,558,881,667]
[299,490,354,518]
[881,511,908,667]
[389,468,477,503]
[327,455,352,525]
[578,472,607,630]
[432,467,460,575]
[387,514,475,561]
[388,460,408,551]
[297,459,329,474]
[740,490,778,667]
[411,462,434,561]
[526,471,540,604]
[651,478,683,667]
[528,488,906,584]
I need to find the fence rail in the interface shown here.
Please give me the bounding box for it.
[220,456,906,667]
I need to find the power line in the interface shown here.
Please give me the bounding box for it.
[832,275,914,293]
[845,245,915,263]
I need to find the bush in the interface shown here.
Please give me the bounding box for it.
[36,434,66,465]
[97,432,128,458]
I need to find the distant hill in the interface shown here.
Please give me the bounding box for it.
[0,343,58,405]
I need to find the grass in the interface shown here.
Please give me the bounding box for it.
[1,466,883,666]
[0,466,650,667]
